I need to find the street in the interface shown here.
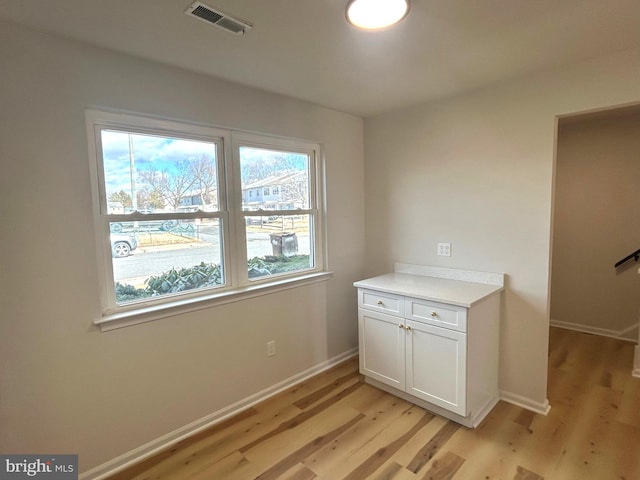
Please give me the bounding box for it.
[113,232,310,285]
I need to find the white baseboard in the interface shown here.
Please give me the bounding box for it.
[500,390,551,416]
[550,319,639,342]
[80,348,358,480]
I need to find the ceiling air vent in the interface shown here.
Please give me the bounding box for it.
[185,1,252,35]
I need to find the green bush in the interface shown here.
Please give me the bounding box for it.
[115,282,151,302]
[145,262,222,295]
[115,255,310,303]
[248,254,310,278]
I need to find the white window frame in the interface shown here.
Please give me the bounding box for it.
[231,132,324,286]
[86,109,329,331]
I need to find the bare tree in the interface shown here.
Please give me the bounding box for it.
[281,171,309,209]
[190,155,217,208]
[139,160,197,210]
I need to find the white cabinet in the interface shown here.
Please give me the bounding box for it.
[359,308,406,390]
[358,297,466,414]
[355,268,503,428]
[405,318,467,415]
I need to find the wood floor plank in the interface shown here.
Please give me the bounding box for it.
[185,451,259,480]
[239,381,363,453]
[549,393,623,471]
[301,395,419,476]
[243,405,365,472]
[254,358,360,413]
[340,382,392,413]
[406,420,460,474]
[369,461,406,480]
[445,439,508,480]
[606,419,640,480]
[279,463,317,480]
[615,362,640,429]
[253,413,365,480]
[341,410,434,480]
[444,402,539,480]
[417,451,464,480]
[293,370,361,410]
[390,415,449,468]
[514,409,536,432]
[501,404,570,479]
[513,464,544,480]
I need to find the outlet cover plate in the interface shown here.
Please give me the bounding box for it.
[437,243,451,257]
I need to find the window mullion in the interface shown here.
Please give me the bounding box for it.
[230,133,250,286]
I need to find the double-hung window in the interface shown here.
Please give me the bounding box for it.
[87,110,325,328]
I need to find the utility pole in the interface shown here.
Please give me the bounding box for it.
[129,134,137,211]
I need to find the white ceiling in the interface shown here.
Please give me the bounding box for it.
[1,0,639,117]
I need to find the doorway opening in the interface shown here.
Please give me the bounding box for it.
[550,103,640,376]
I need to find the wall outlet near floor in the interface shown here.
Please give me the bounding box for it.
[267,341,276,357]
[437,242,451,257]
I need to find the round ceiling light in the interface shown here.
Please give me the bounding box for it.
[346,0,410,30]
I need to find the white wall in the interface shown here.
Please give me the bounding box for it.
[363,48,640,408]
[0,21,365,473]
[552,111,640,340]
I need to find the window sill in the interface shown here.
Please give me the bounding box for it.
[94,271,334,332]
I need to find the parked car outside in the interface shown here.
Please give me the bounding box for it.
[111,234,137,258]
[245,215,278,225]
[110,208,156,233]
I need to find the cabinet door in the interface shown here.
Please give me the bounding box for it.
[358,309,406,391]
[405,320,467,415]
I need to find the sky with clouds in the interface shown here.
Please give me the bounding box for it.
[101,129,217,201]
[101,130,309,212]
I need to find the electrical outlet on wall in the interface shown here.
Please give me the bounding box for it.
[437,243,451,257]
[267,341,276,357]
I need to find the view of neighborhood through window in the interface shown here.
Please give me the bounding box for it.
[103,131,220,215]
[101,130,225,305]
[91,114,321,312]
[239,146,314,278]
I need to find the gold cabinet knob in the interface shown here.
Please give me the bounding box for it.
[431,311,438,317]
[377,300,384,305]
[398,324,405,329]
[406,325,412,331]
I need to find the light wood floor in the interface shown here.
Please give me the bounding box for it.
[108,327,640,480]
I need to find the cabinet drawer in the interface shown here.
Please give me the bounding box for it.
[358,289,404,316]
[405,298,467,332]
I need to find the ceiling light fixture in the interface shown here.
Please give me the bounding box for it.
[346,0,410,30]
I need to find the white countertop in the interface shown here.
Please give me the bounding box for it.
[354,272,504,308]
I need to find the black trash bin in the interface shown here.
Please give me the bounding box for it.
[269,232,298,257]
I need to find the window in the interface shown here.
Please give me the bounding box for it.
[87,110,325,325]
[236,137,319,280]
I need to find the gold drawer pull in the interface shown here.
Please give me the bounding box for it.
[377,300,384,305]
[431,311,438,317]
